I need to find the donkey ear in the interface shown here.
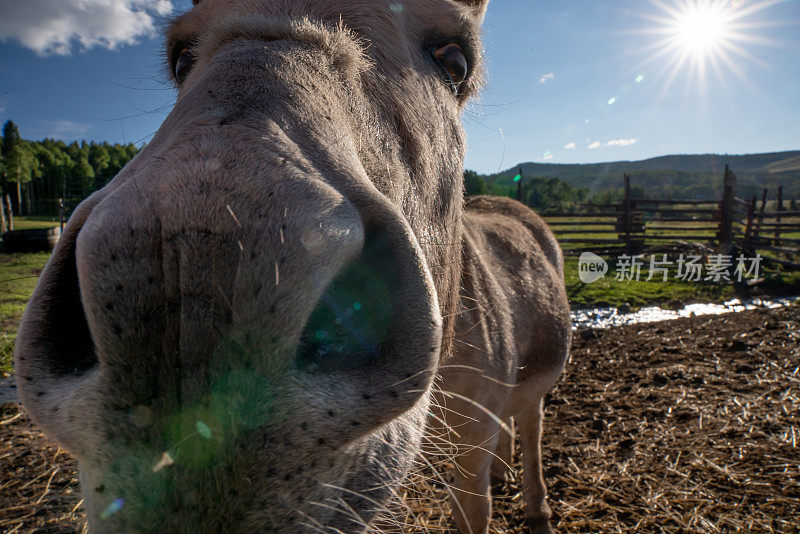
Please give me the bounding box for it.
[454,0,490,19]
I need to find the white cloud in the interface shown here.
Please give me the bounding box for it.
[588,138,638,149]
[539,73,555,85]
[0,0,174,56]
[564,142,576,150]
[606,138,638,147]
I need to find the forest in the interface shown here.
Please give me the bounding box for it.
[0,121,139,226]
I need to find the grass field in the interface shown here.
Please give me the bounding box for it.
[564,257,728,308]
[0,217,60,373]
[544,214,800,245]
[0,252,50,374]
[8,216,61,231]
[548,214,800,308]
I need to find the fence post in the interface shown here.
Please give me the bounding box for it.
[744,196,755,251]
[776,185,783,247]
[751,189,768,243]
[58,198,65,232]
[516,166,523,202]
[623,174,632,253]
[60,177,67,232]
[719,165,735,253]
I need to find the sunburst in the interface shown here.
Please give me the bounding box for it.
[635,0,783,96]
[673,3,729,57]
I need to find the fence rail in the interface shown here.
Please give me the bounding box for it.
[740,184,800,268]
[538,167,800,269]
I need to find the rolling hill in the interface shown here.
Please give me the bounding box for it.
[488,151,800,199]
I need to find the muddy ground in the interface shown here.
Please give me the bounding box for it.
[2,305,799,533]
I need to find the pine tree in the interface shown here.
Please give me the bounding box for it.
[1,121,21,223]
[1,120,20,159]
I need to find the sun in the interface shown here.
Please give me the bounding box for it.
[635,0,781,96]
[673,3,729,57]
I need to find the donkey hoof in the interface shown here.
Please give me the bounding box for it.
[526,518,556,534]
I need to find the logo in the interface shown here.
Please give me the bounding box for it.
[578,252,608,284]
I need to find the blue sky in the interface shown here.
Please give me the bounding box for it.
[0,0,798,174]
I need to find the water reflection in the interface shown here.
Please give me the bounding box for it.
[572,297,800,330]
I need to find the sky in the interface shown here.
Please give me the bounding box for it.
[0,0,798,174]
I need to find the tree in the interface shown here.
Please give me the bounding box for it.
[1,120,20,159]
[72,153,96,197]
[1,121,29,217]
[464,170,489,196]
[0,121,22,228]
[5,143,36,214]
[88,143,110,188]
[518,176,589,213]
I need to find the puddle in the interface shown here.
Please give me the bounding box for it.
[572,296,800,330]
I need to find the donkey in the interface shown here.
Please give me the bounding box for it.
[436,195,570,534]
[14,0,570,532]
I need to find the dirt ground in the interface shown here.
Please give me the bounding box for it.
[2,305,799,533]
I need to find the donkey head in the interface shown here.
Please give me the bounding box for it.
[16,0,488,531]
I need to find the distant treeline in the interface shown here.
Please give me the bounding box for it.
[466,167,799,213]
[0,120,139,219]
[500,169,800,201]
[489,153,800,202]
[464,170,659,213]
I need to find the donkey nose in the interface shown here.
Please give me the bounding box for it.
[15,151,441,459]
[72,173,368,403]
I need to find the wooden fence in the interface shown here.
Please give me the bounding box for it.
[741,185,800,269]
[540,167,800,269]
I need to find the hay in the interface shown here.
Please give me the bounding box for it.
[537,304,800,533]
[381,304,800,533]
[2,305,799,533]
[0,405,84,533]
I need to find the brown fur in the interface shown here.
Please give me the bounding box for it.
[15,1,569,533]
[437,196,570,534]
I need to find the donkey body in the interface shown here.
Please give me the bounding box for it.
[15,1,570,532]
[439,196,570,534]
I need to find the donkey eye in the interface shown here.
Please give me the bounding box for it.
[174,48,196,84]
[433,43,469,92]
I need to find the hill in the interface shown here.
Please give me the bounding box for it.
[488,151,800,199]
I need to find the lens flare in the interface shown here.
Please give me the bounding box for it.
[634,0,783,98]
[100,498,125,520]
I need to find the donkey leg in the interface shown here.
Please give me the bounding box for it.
[449,424,500,534]
[490,417,514,482]
[518,398,555,534]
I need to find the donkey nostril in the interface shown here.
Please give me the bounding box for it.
[296,230,395,373]
[296,258,392,372]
